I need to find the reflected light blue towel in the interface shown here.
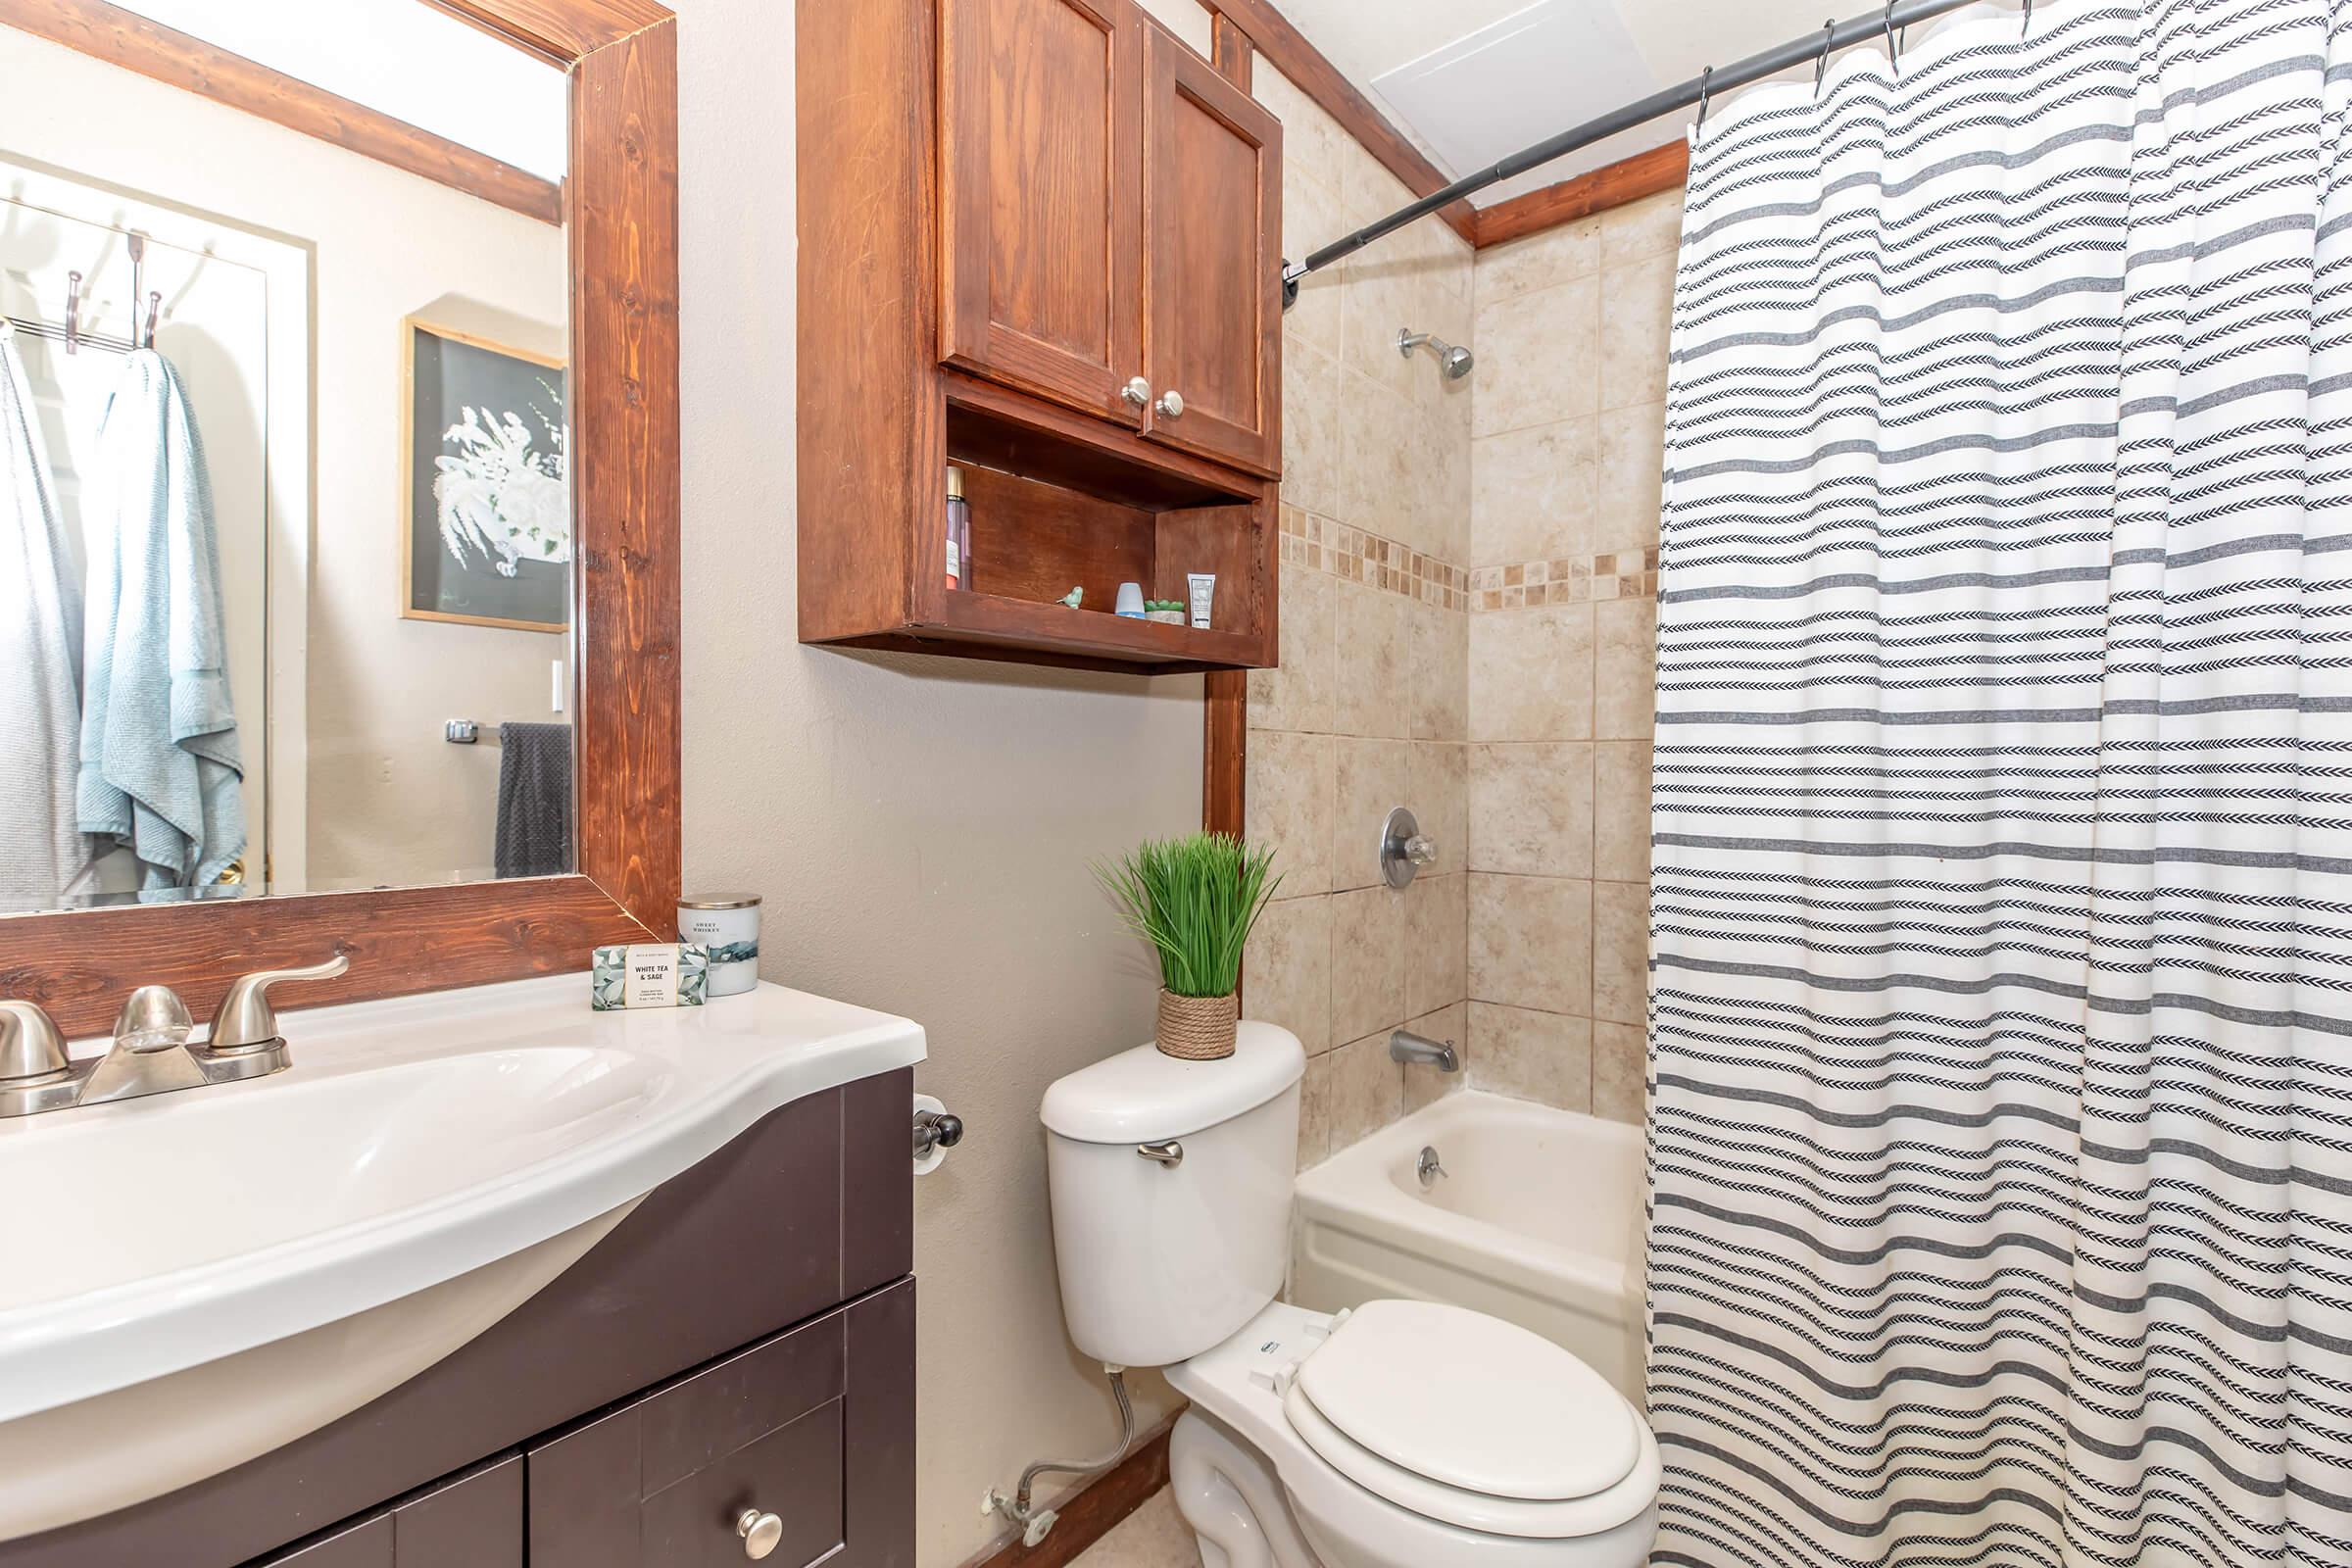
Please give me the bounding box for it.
[77,348,244,890]
[0,322,94,902]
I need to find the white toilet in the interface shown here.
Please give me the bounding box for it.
[1041,1022,1659,1568]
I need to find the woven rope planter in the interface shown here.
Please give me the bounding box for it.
[1156,989,1239,1060]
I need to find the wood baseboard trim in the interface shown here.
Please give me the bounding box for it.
[961,1408,1184,1568]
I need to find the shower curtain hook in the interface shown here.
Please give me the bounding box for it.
[1694,65,1715,139]
[1813,19,1836,97]
[1884,1,1901,71]
[2022,0,2034,36]
[63,270,80,357]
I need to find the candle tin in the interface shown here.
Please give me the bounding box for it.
[678,894,762,997]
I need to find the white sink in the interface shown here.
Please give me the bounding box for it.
[0,974,925,1542]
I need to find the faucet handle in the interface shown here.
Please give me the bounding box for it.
[0,1001,71,1085]
[209,954,351,1054]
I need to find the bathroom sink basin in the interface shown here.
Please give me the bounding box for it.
[0,974,924,1541]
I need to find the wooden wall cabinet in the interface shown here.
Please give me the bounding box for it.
[801,0,1283,673]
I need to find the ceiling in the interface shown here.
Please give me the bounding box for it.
[108,0,567,180]
[1271,0,2024,207]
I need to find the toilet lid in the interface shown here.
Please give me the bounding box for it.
[1289,1299,1640,1503]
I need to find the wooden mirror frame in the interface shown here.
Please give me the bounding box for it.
[0,0,681,1039]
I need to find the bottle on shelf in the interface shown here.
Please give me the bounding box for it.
[945,465,972,589]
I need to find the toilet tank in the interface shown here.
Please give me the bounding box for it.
[1041,1022,1305,1369]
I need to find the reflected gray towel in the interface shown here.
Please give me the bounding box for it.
[0,322,95,902]
[77,348,244,890]
[495,722,572,878]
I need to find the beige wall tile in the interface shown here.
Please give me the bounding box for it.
[1593,742,1653,884]
[1599,254,1675,413]
[1340,370,1426,553]
[1333,737,1412,891]
[1599,187,1685,270]
[1325,1028,1405,1152]
[1405,870,1468,1018]
[1470,602,1594,743]
[1281,339,1343,520]
[1408,602,1467,743]
[1415,372,1474,567]
[1472,417,1597,568]
[1470,742,1594,878]
[1246,893,1332,1056]
[1476,218,1601,308]
[1593,402,1666,555]
[1473,274,1599,438]
[1592,880,1648,1025]
[1254,63,1345,197]
[1343,258,1428,408]
[1330,885,1407,1045]
[1411,741,1468,875]
[1286,260,1345,369]
[1468,873,1592,1014]
[1334,580,1410,739]
[1593,597,1657,741]
[1298,1047,1336,1170]
[1469,1001,1592,1111]
[1250,564,1337,736]
[1247,729,1335,896]
[1403,999,1469,1113]
[1592,1020,1646,1124]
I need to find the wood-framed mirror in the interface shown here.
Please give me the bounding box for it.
[0,0,679,1038]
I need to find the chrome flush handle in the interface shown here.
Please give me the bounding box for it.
[1137,1140,1185,1167]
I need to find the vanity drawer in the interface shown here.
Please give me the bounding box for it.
[255,1454,520,1567]
[525,1279,913,1568]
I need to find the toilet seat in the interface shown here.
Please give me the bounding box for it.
[1279,1300,1649,1540]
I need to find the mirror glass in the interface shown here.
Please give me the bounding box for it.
[0,0,573,913]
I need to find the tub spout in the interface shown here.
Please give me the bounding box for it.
[1390,1028,1458,1072]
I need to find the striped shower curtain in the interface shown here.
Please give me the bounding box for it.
[1647,2,2352,1566]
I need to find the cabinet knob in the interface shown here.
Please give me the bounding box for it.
[1153,388,1185,419]
[737,1508,784,1559]
[1122,375,1151,407]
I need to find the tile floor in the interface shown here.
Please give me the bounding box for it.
[1068,1488,1199,1566]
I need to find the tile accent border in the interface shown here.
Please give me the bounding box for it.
[1280,506,1469,611]
[1471,549,1660,610]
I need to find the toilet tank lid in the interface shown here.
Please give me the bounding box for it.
[1042,1021,1305,1143]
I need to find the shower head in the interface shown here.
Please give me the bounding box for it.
[1398,328,1475,379]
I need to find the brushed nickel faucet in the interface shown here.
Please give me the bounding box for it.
[0,954,350,1120]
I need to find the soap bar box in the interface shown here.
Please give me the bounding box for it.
[592,943,710,1009]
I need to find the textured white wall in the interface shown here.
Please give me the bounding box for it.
[671,4,1206,1563]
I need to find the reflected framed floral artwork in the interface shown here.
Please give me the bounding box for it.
[400,316,570,632]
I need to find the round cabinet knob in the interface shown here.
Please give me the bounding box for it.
[1153,388,1185,419]
[737,1508,784,1560]
[1122,375,1152,407]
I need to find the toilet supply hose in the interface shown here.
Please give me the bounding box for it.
[983,1365,1134,1547]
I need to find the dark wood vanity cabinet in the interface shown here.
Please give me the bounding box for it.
[8,1072,914,1568]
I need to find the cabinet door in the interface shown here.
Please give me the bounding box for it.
[525,1282,913,1568]
[1139,28,1282,476]
[940,0,1143,425]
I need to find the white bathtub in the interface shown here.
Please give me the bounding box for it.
[1291,1091,1647,1401]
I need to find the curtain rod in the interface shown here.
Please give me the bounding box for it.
[1282,0,2002,304]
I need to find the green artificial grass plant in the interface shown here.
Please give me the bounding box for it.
[1096,832,1282,999]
